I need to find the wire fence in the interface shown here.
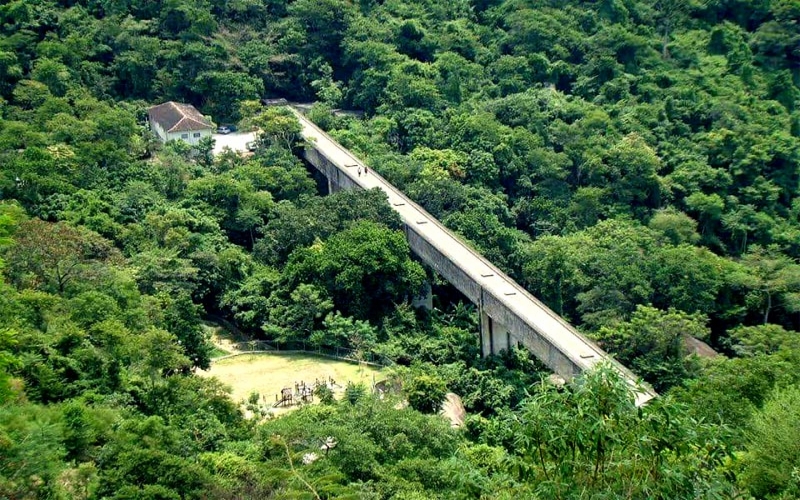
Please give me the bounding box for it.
[215,340,392,368]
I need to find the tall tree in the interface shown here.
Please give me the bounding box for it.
[594,305,708,391]
[283,221,426,320]
[252,108,302,150]
[4,219,120,294]
[736,245,800,324]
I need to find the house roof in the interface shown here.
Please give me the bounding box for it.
[148,102,214,133]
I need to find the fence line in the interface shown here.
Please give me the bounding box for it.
[213,340,392,368]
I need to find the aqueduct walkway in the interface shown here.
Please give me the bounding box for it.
[290,108,656,406]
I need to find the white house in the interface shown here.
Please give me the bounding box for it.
[148,101,214,146]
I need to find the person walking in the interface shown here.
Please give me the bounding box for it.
[364,166,368,175]
[357,167,362,177]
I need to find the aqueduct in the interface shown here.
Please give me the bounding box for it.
[290,108,657,406]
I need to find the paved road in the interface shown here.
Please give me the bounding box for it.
[212,131,256,155]
[291,109,656,406]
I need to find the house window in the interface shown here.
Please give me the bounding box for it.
[181,133,189,139]
[193,132,201,138]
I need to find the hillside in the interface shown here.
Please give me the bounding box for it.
[1,0,799,498]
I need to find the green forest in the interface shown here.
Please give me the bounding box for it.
[1,0,799,498]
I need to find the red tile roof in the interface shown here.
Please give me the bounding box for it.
[148,102,214,133]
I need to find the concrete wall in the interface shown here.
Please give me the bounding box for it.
[404,226,482,304]
[408,218,583,376]
[302,141,586,377]
[166,128,213,146]
[480,313,512,357]
[299,124,657,406]
[480,288,582,378]
[151,121,168,142]
[304,147,360,192]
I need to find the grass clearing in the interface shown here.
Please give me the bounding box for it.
[198,352,383,406]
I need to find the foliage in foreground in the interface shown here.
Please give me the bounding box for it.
[0,0,799,497]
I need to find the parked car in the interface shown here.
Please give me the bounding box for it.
[217,125,237,134]
[246,141,258,152]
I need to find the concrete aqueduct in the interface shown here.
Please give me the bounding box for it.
[290,108,657,407]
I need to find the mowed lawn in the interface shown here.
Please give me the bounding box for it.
[198,353,383,404]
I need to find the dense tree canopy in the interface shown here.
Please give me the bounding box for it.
[0,0,799,497]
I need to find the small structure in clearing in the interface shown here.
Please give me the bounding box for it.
[148,101,214,145]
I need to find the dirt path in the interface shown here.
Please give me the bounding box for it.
[202,317,253,356]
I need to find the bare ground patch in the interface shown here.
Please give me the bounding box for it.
[202,318,250,356]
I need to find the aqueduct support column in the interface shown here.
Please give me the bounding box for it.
[411,281,433,310]
[480,310,512,357]
[491,319,511,355]
[327,178,338,194]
